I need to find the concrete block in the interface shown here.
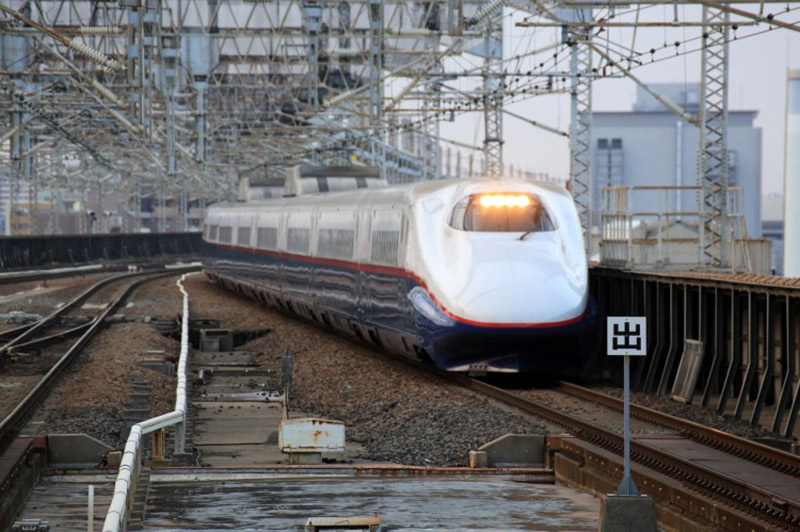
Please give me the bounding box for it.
[106,451,122,467]
[139,360,175,377]
[478,434,545,467]
[47,434,113,466]
[288,452,322,465]
[469,450,488,468]
[200,329,233,352]
[598,495,657,532]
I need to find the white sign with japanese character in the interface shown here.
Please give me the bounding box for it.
[607,317,647,356]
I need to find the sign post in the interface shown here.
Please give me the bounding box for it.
[607,316,647,496]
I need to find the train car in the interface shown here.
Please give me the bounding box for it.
[202,170,594,373]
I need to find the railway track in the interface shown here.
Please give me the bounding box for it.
[553,380,800,478]
[0,262,160,287]
[0,266,198,452]
[426,371,800,530]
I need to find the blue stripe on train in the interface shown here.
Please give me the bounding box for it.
[202,241,595,373]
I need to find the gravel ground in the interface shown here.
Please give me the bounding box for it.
[183,274,548,466]
[0,273,110,330]
[593,386,779,440]
[26,275,186,449]
[16,270,787,463]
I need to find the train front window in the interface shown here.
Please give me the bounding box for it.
[449,193,555,233]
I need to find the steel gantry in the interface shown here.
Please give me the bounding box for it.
[563,7,594,256]
[698,5,730,268]
[1,0,799,250]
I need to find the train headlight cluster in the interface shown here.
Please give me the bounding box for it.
[478,194,532,208]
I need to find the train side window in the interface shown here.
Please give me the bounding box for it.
[449,193,555,233]
[287,227,310,253]
[218,226,232,243]
[318,229,355,259]
[257,227,278,249]
[208,225,218,241]
[369,209,402,266]
[237,226,251,246]
[370,230,399,265]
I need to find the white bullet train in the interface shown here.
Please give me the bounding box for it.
[202,167,595,373]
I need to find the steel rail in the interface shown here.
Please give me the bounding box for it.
[0,269,159,356]
[6,319,94,353]
[0,266,105,286]
[0,323,36,342]
[434,372,800,529]
[0,267,199,453]
[555,380,800,478]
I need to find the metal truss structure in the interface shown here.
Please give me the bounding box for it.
[698,5,730,268]
[1,0,799,261]
[564,7,593,256]
[0,0,500,232]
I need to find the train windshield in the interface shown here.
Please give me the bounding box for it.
[449,193,555,233]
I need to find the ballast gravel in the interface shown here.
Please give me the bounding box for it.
[12,271,792,465]
[182,275,548,467]
[24,275,185,449]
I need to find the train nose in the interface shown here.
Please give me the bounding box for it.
[460,278,585,324]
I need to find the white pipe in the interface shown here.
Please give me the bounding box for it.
[88,485,94,532]
[102,273,195,532]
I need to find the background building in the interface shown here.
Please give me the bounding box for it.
[592,83,762,238]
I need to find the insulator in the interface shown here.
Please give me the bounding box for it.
[467,0,507,28]
[89,79,124,108]
[387,28,435,37]
[67,39,124,72]
[76,26,122,35]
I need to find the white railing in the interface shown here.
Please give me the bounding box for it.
[102,273,193,532]
[599,185,772,275]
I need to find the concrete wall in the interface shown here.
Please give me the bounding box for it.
[592,111,762,237]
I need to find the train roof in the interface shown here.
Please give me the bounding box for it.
[207,177,571,214]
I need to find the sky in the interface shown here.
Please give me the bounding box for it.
[438,4,800,196]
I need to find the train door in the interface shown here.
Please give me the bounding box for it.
[310,206,320,311]
[398,209,415,332]
[354,201,372,332]
[285,209,313,311]
[367,207,403,331]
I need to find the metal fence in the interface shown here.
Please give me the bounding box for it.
[590,267,800,438]
[599,186,773,275]
[0,232,202,270]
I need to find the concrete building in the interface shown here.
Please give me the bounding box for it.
[762,194,784,275]
[592,84,762,238]
[785,70,800,277]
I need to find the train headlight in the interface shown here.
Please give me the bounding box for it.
[478,194,532,208]
[450,193,555,232]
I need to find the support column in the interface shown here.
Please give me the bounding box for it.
[482,14,503,178]
[194,79,207,163]
[567,9,594,257]
[421,3,441,181]
[302,1,322,109]
[698,6,730,268]
[368,0,385,169]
